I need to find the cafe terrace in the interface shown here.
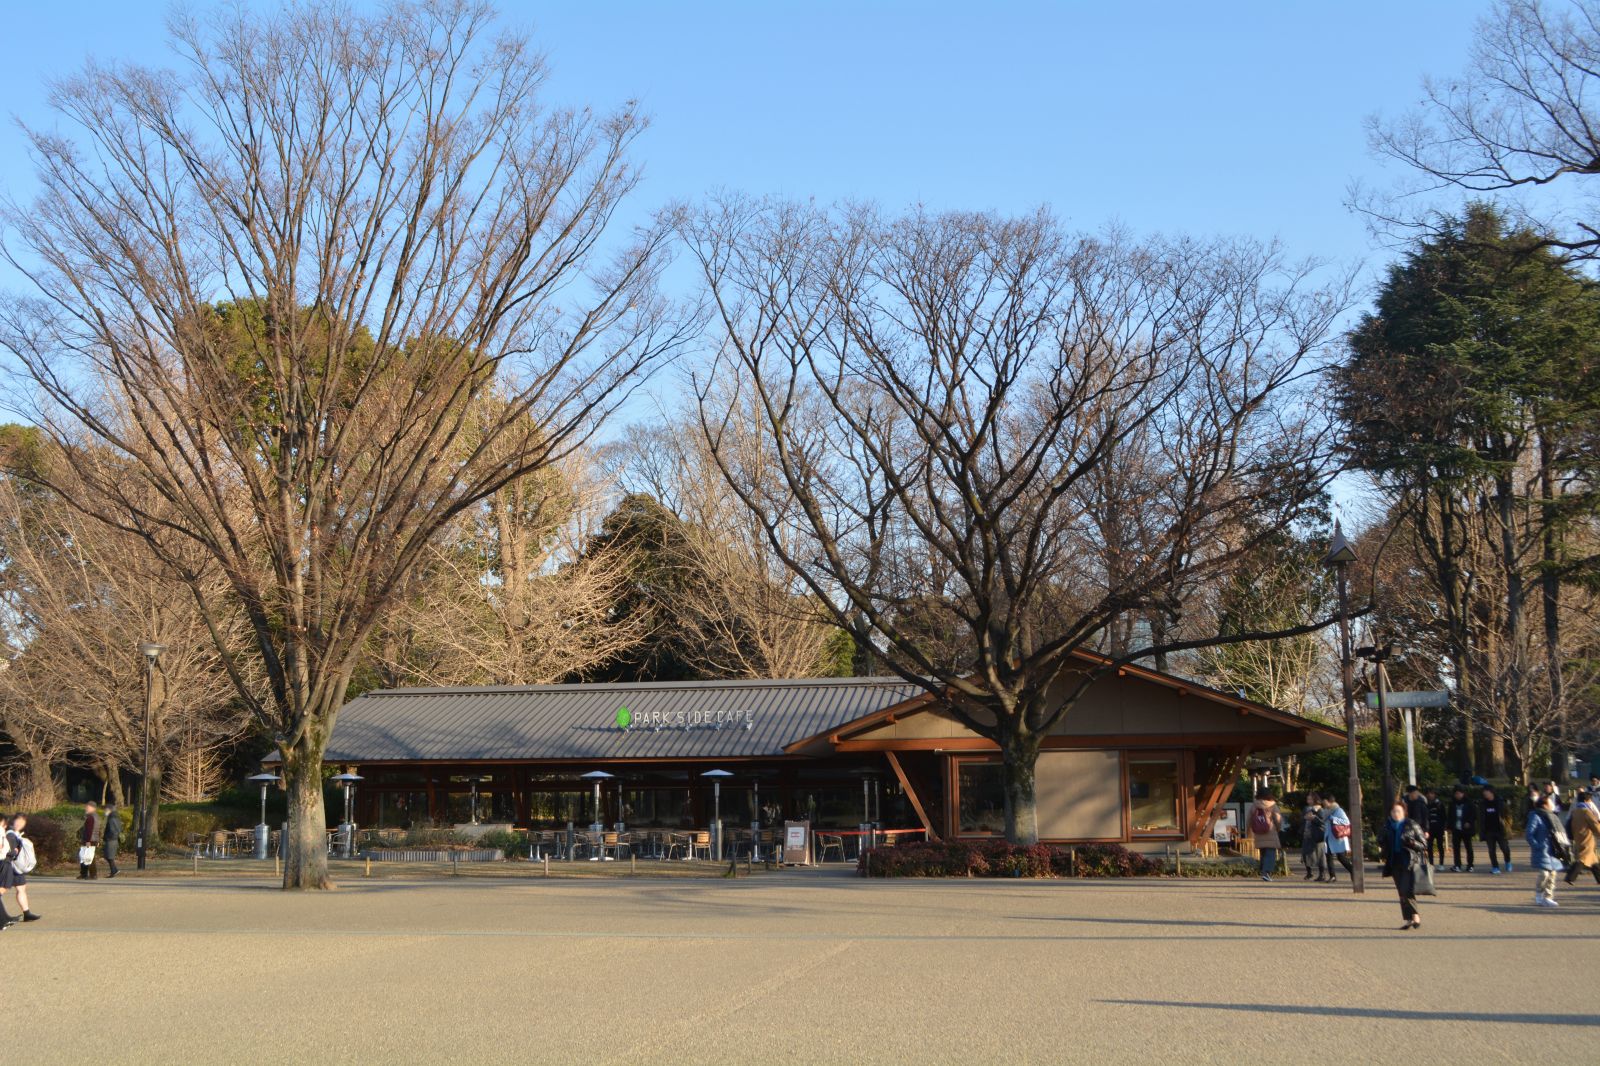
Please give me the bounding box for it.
[327,651,1344,851]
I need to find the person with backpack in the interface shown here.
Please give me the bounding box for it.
[1480,785,1512,874]
[1526,790,1569,908]
[1300,792,1328,881]
[0,814,42,927]
[1424,787,1447,868]
[1564,789,1600,887]
[101,804,122,879]
[78,802,100,880]
[1380,799,1429,930]
[1446,785,1477,872]
[1321,794,1356,880]
[1247,790,1284,881]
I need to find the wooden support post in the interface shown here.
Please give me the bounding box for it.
[193,852,198,876]
[364,856,371,878]
[543,854,549,877]
[631,853,636,876]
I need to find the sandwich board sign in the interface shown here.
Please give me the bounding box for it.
[782,820,811,865]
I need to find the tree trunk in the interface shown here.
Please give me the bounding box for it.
[281,741,331,890]
[999,729,1042,845]
[141,760,163,848]
[102,759,125,807]
[1495,474,1519,781]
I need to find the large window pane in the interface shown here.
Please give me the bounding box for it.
[958,761,1006,835]
[1128,760,1180,834]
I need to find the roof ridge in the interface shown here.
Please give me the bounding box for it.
[361,676,922,697]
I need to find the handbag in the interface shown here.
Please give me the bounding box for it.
[77,844,96,865]
[1414,860,1437,896]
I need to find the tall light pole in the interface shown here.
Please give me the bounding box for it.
[136,642,165,871]
[1358,642,1395,805]
[1323,524,1364,894]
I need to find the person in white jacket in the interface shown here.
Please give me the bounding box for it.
[1320,794,1356,881]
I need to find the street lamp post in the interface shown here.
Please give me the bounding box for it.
[246,772,281,859]
[1323,523,1365,894]
[702,770,733,860]
[136,642,165,871]
[1358,643,1396,805]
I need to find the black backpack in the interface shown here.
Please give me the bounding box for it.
[1544,810,1571,862]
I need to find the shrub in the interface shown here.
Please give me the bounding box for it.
[858,839,1159,878]
[18,812,71,868]
[158,808,223,847]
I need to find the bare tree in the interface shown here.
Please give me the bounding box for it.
[372,451,650,687]
[612,417,848,679]
[1368,0,1600,254]
[0,2,687,887]
[681,199,1350,843]
[0,465,247,826]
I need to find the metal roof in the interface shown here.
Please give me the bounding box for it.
[320,677,925,763]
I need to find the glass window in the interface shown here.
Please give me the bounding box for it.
[1128,759,1181,834]
[958,761,1006,835]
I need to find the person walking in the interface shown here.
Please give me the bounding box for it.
[1526,790,1569,908]
[1481,785,1512,874]
[1425,787,1447,868]
[1248,790,1284,882]
[1300,792,1328,881]
[1564,789,1600,887]
[78,802,100,880]
[0,814,42,927]
[101,804,122,879]
[1320,794,1356,881]
[1380,800,1429,930]
[1446,785,1477,872]
[1403,783,1428,828]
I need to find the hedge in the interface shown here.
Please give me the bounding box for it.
[857,840,1161,878]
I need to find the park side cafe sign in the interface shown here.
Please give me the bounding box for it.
[614,705,757,731]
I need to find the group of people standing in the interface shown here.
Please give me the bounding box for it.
[1247,773,1600,931]
[0,801,124,932]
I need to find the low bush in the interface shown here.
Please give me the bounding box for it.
[17,812,71,868]
[858,839,1160,878]
[471,829,522,853]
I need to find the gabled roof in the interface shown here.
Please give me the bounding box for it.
[314,677,924,763]
[785,649,1346,753]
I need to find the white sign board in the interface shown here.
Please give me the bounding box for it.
[1366,690,1451,709]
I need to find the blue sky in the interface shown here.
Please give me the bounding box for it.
[0,1,1497,517]
[0,1,1490,275]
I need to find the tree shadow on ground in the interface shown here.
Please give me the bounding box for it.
[1009,914,1371,931]
[1100,1000,1600,1027]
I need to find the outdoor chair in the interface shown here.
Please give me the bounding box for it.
[664,831,692,860]
[817,834,846,862]
[690,830,712,861]
[186,832,207,857]
[600,831,628,860]
[209,830,232,858]
[527,831,558,860]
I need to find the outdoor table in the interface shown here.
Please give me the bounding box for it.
[814,828,926,859]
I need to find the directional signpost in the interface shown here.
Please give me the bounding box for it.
[1367,690,1451,787]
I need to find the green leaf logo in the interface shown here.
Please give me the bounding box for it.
[615,705,632,729]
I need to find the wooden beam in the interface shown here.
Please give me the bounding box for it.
[885,751,937,840]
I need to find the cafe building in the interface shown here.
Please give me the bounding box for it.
[328,651,1343,852]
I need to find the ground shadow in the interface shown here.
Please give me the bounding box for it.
[1102,1000,1600,1027]
[1009,914,1372,932]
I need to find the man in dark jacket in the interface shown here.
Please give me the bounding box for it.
[78,802,100,880]
[1447,786,1476,872]
[101,805,122,879]
[1425,787,1447,867]
[1481,785,1512,874]
[1404,784,1430,846]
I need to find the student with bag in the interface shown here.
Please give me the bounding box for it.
[1247,790,1284,882]
[1380,800,1430,930]
[1526,791,1569,908]
[1320,794,1356,880]
[0,814,43,927]
[1480,785,1512,873]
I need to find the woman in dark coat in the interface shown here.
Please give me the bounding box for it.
[101,805,122,879]
[1380,800,1429,930]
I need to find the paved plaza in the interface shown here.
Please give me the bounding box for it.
[7,862,1598,1064]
